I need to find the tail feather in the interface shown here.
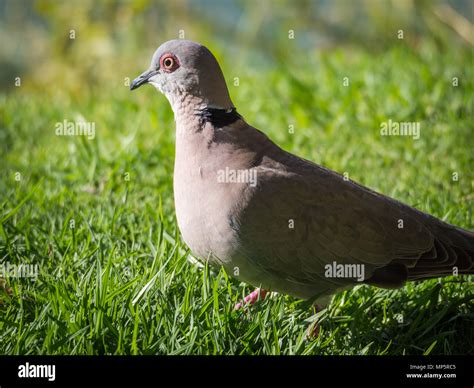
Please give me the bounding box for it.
[366,220,473,288]
[406,224,474,281]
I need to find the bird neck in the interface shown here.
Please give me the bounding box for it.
[196,106,241,128]
[172,93,239,136]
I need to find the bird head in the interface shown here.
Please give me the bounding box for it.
[130,40,234,111]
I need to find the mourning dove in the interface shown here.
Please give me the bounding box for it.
[131,40,473,307]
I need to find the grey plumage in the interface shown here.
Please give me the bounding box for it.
[131,40,474,302]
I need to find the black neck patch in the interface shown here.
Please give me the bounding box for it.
[197,107,242,128]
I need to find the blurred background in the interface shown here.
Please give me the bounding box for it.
[1,0,473,92]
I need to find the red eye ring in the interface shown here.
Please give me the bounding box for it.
[160,53,180,73]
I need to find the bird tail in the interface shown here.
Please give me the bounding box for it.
[406,223,474,281]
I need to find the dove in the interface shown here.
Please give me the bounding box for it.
[131,40,473,307]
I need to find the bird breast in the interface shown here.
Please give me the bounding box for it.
[173,136,247,264]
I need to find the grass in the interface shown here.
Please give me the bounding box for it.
[0,42,473,355]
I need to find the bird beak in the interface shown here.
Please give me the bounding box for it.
[130,69,157,90]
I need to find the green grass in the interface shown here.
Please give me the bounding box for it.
[0,43,473,355]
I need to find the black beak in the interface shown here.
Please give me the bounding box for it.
[130,69,157,91]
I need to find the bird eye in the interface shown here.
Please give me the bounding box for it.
[160,54,179,72]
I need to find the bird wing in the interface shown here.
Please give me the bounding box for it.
[233,148,471,296]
